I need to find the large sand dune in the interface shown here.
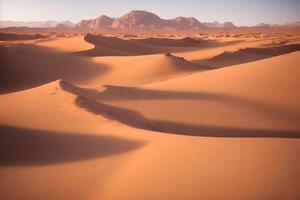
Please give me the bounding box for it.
[0,31,300,200]
[195,43,300,68]
[0,33,45,41]
[60,52,300,136]
[89,53,208,85]
[76,33,239,56]
[0,44,108,94]
[36,35,95,52]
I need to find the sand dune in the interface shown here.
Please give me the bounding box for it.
[0,33,45,41]
[36,35,94,52]
[71,88,300,138]
[0,80,150,200]
[57,52,300,136]
[142,52,300,130]
[0,44,108,94]
[172,37,281,62]
[195,43,300,67]
[88,53,207,86]
[131,36,221,47]
[0,124,143,166]
[1,32,300,200]
[77,33,165,56]
[64,52,300,134]
[76,33,238,56]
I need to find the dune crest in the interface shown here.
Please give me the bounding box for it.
[77,33,234,56]
[36,35,95,52]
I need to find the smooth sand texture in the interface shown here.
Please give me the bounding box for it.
[0,31,300,200]
[36,35,95,52]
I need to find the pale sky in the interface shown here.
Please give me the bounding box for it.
[0,0,299,26]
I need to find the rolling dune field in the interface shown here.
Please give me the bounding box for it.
[1,30,300,200]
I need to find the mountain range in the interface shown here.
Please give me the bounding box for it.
[0,10,234,30]
[1,10,299,30]
[75,10,235,30]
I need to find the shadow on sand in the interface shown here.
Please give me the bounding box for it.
[60,81,300,124]
[76,34,241,57]
[0,44,109,94]
[74,95,300,138]
[0,125,144,166]
[194,44,300,68]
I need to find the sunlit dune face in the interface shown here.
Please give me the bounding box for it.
[36,35,95,52]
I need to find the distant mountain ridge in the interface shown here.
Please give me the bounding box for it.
[1,10,299,30]
[75,15,114,30]
[75,10,207,30]
[0,10,236,30]
[203,21,235,28]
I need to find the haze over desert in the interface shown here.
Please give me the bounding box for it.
[1,1,300,200]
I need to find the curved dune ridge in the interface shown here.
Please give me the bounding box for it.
[59,52,300,137]
[0,44,108,94]
[77,33,165,56]
[72,92,300,138]
[0,79,146,166]
[0,42,208,93]
[76,33,234,56]
[90,53,209,85]
[195,43,300,67]
[138,37,220,47]
[36,35,95,52]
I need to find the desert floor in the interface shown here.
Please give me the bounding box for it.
[0,31,300,200]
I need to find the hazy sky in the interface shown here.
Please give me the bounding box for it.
[1,0,299,25]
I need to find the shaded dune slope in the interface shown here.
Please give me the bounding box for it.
[76,34,237,56]
[0,44,108,94]
[0,124,144,166]
[195,43,300,68]
[59,80,300,138]
[131,37,221,47]
[58,52,300,137]
[85,53,208,86]
[77,34,165,56]
[74,95,300,138]
[0,42,208,95]
[0,33,46,41]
